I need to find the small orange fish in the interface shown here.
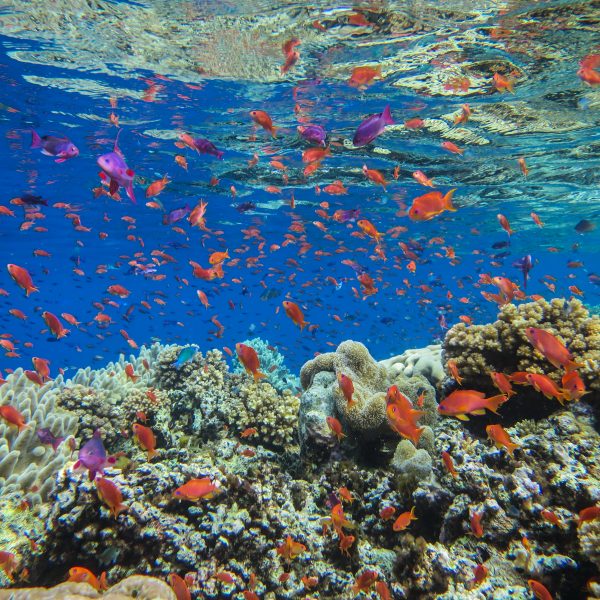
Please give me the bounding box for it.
[282,300,308,330]
[0,405,28,431]
[95,477,127,518]
[250,110,276,137]
[276,535,306,562]
[353,570,378,594]
[0,552,17,581]
[470,510,484,537]
[326,416,345,442]
[524,327,583,372]
[173,477,221,501]
[528,579,553,600]
[357,219,383,242]
[392,506,417,531]
[337,373,355,407]
[168,573,192,600]
[42,311,70,339]
[412,170,435,187]
[132,423,158,460]
[493,72,514,93]
[236,343,266,383]
[7,264,38,296]
[486,424,519,456]
[472,564,488,585]
[408,189,457,221]
[145,175,170,198]
[490,371,515,397]
[578,505,600,526]
[441,450,458,478]
[348,65,382,88]
[453,103,471,125]
[497,213,514,235]
[447,359,463,385]
[362,164,387,190]
[124,363,138,382]
[540,509,563,527]
[441,141,464,155]
[437,390,507,421]
[68,567,108,591]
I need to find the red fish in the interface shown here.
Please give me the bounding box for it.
[392,506,417,531]
[0,405,27,431]
[95,477,127,518]
[441,141,464,155]
[326,416,345,442]
[276,535,306,562]
[348,65,382,88]
[337,373,355,407]
[353,570,378,594]
[408,189,457,221]
[437,390,507,420]
[486,424,519,456]
[524,327,583,372]
[528,580,553,600]
[7,264,38,296]
[132,423,158,460]
[250,110,276,137]
[470,510,484,537]
[145,175,169,198]
[441,450,458,478]
[168,573,191,600]
[173,477,222,501]
[236,343,266,382]
[68,567,108,591]
[282,300,308,330]
[42,311,70,339]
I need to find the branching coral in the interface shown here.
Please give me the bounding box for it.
[443,298,600,400]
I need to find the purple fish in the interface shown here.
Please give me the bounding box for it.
[193,137,224,159]
[333,208,360,223]
[352,105,395,147]
[36,428,65,452]
[31,130,79,163]
[513,254,534,290]
[163,203,191,225]
[97,131,136,203]
[297,125,327,147]
[73,430,115,480]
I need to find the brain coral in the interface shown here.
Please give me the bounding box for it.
[0,369,78,506]
[443,298,600,398]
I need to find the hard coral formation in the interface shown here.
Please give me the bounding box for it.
[381,344,444,387]
[0,575,176,599]
[0,369,77,506]
[443,297,600,400]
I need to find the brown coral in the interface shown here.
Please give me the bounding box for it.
[443,298,600,400]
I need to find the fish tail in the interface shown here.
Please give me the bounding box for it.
[411,426,425,446]
[25,285,39,297]
[444,188,458,211]
[126,183,137,204]
[565,360,584,373]
[253,370,267,382]
[382,104,395,125]
[270,126,277,138]
[30,130,42,149]
[486,394,508,414]
[147,448,159,460]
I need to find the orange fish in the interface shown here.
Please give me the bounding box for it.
[282,300,308,330]
[197,290,210,309]
[250,110,276,137]
[145,175,169,198]
[0,552,17,581]
[561,370,587,401]
[303,146,330,164]
[404,118,424,130]
[323,180,348,195]
[578,505,600,526]
[7,264,38,296]
[32,357,51,382]
[339,532,355,555]
[42,311,70,339]
[470,510,484,537]
[0,405,27,431]
[453,103,471,125]
[493,72,514,92]
[357,219,383,242]
[68,567,108,591]
[326,416,345,442]
[132,423,158,460]
[518,157,529,176]
[95,477,127,518]
[276,535,306,562]
[174,155,188,170]
[173,477,222,501]
[124,363,138,382]
[348,65,382,88]
[447,359,463,385]
[497,213,514,235]
[322,502,354,537]
[578,54,600,85]
[528,580,553,600]
[412,170,435,187]
[107,284,130,298]
[353,570,378,594]
[441,141,464,155]
[540,509,563,527]
[441,450,458,478]
[437,390,507,420]
[240,427,257,438]
[236,343,266,382]
[168,573,191,600]
[209,250,230,265]
[408,189,457,221]
[486,424,519,456]
[524,327,583,372]
[386,401,424,445]
[379,506,396,521]
[337,373,355,407]
[472,564,488,585]
[490,372,515,397]
[392,506,417,531]
[362,165,387,190]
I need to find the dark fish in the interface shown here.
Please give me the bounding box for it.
[492,251,510,259]
[163,204,191,225]
[513,254,534,290]
[589,273,600,286]
[353,105,394,147]
[492,241,510,249]
[36,428,65,452]
[236,202,256,213]
[575,219,595,233]
[260,287,281,300]
[15,193,48,206]
[380,317,395,325]
[193,138,224,159]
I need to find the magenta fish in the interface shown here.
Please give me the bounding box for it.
[352,105,395,147]
[97,131,136,203]
[297,124,327,146]
[36,428,65,452]
[31,131,79,163]
[73,430,116,480]
[163,204,191,225]
[193,138,224,159]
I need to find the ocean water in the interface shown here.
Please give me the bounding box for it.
[0,1,599,599]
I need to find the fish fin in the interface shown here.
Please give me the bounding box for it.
[30,130,42,149]
[108,179,119,196]
[471,409,486,415]
[41,149,54,157]
[55,157,67,163]
[456,414,469,421]
[125,183,137,204]
[444,188,457,211]
[270,126,277,138]
[565,360,584,372]
[486,394,508,414]
[381,104,395,125]
[253,371,267,382]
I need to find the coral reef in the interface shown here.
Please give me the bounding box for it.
[443,298,600,403]
[231,337,300,392]
[0,369,78,506]
[380,344,444,388]
[0,575,176,599]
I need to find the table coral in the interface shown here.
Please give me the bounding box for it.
[443,298,600,402]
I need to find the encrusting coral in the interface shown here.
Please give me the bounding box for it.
[0,369,78,507]
[443,297,600,400]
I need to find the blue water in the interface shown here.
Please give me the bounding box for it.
[0,2,599,379]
